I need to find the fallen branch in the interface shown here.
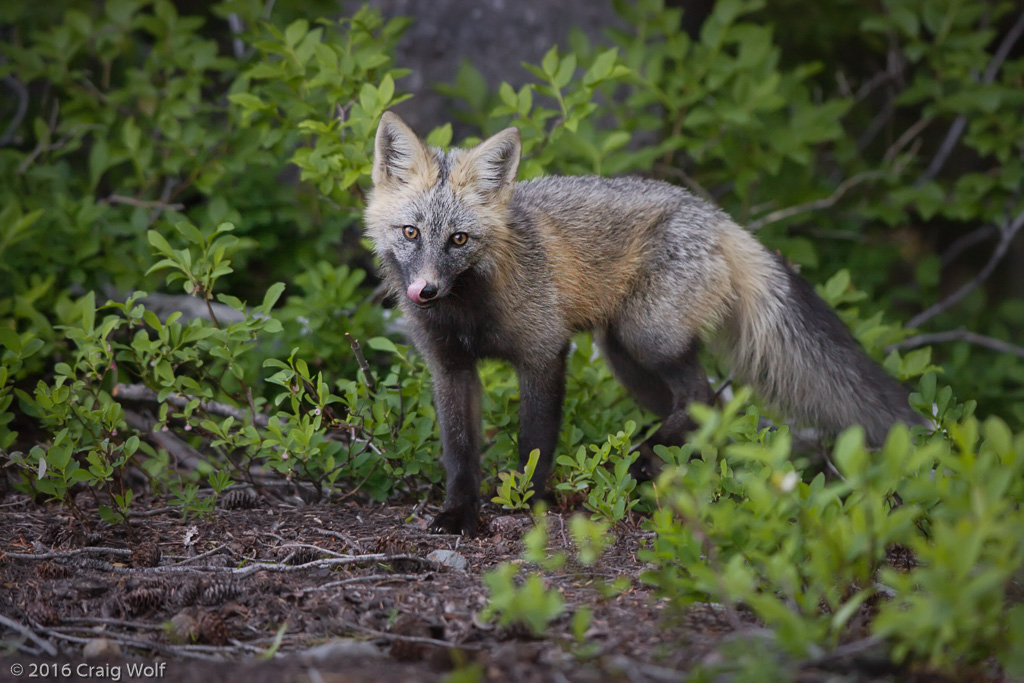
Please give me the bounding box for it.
[114,383,269,427]
[3,545,132,561]
[342,620,479,651]
[0,614,58,656]
[311,527,366,554]
[124,409,204,469]
[299,573,428,594]
[886,329,1024,360]
[38,627,228,661]
[72,553,442,577]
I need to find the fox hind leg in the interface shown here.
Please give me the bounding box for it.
[597,326,713,479]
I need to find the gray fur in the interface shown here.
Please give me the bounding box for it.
[365,114,927,534]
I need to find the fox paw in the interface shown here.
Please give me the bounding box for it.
[428,506,478,536]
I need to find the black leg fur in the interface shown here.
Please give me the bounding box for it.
[427,361,483,535]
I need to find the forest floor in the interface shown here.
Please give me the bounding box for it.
[0,492,947,682]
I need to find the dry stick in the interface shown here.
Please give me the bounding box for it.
[113,383,270,427]
[39,627,228,661]
[103,194,185,211]
[299,573,428,594]
[0,614,58,656]
[342,621,479,651]
[748,170,888,231]
[917,10,1024,186]
[0,75,29,147]
[345,333,376,392]
[62,617,164,631]
[940,223,1000,268]
[124,409,204,470]
[3,546,132,561]
[887,329,1024,360]
[265,535,352,559]
[805,635,884,667]
[82,553,441,577]
[168,544,232,566]
[311,527,366,554]
[906,207,1024,329]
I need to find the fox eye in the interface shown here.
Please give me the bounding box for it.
[450,232,468,247]
[402,225,419,241]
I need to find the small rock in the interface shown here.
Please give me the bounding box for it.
[83,638,122,659]
[299,638,384,662]
[427,549,468,571]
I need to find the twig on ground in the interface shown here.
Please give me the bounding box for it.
[38,627,229,661]
[75,553,442,576]
[299,573,428,594]
[168,544,232,566]
[342,620,479,651]
[128,505,180,518]
[0,614,59,656]
[311,527,366,554]
[3,545,132,561]
[804,635,885,667]
[886,329,1024,360]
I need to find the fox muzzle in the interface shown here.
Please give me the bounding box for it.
[407,278,440,304]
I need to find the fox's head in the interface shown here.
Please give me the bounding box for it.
[364,111,521,308]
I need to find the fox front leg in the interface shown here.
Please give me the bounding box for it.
[428,360,483,536]
[516,351,568,499]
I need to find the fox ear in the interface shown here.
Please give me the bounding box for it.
[452,127,521,201]
[372,111,435,188]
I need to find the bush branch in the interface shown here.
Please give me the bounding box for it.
[886,329,1024,360]
[917,10,1024,185]
[345,333,375,391]
[906,207,1024,329]
[748,170,887,231]
[113,383,270,427]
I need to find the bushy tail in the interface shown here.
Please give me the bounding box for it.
[717,225,925,446]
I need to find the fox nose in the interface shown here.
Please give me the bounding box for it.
[407,278,440,304]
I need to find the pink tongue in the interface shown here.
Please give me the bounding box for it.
[407,278,428,303]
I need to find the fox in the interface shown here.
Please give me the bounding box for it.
[364,111,927,536]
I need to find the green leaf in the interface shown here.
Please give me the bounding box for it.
[147,231,173,256]
[81,290,96,333]
[366,337,397,353]
[284,19,308,48]
[378,74,395,106]
[174,221,205,246]
[541,46,559,77]
[262,282,286,312]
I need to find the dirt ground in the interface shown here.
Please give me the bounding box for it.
[0,490,948,682]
